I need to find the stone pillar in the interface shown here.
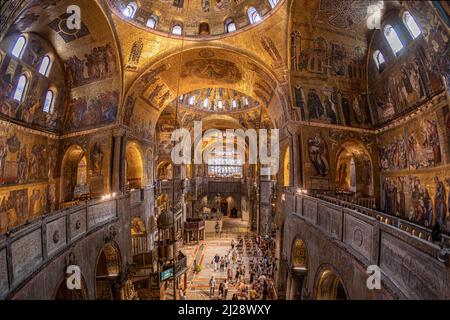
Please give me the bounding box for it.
[286,271,292,300]
[286,269,306,300]
[112,128,126,193]
[259,178,273,236]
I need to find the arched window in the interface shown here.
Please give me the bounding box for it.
[13,75,28,102]
[146,16,158,29]
[247,7,262,24]
[203,98,209,108]
[373,50,385,70]
[225,19,237,33]
[38,55,52,76]
[384,25,404,54]
[218,100,223,109]
[243,97,249,106]
[171,24,182,35]
[269,0,279,9]
[188,96,196,106]
[77,156,88,185]
[123,2,137,18]
[43,90,54,113]
[403,12,421,39]
[199,22,210,35]
[12,36,26,58]
[232,100,237,109]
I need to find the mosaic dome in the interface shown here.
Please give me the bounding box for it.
[108,0,282,38]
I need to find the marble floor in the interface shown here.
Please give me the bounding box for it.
[183,217,253,300]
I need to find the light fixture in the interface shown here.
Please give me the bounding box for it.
[101,192,117,200]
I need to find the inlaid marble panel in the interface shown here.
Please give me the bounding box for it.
[11,229,42,283]
[302,198,317,224]
[380,232,449,300]
[46,217,67,256]
[343,213,375,261]
[87,201,116,229]
[318,204,342,239]
[0,248,8,296]
[295,196,302,215]
[70,209,87,241]
[130,189,142,205]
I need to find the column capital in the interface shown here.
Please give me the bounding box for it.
[113,126,127,138]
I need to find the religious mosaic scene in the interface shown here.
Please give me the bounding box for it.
[0,0,449,304]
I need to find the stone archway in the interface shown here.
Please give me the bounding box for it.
[95,243,122,300]
[286,238,308,300]
[315,266,348,300]
[125,142,144,189]
[60,145,88,203]
[131,217,148,255]
[54,275,88,300]
[335,140,374,200]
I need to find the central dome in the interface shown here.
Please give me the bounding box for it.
[108,0,282,37]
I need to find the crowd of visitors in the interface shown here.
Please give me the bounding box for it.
[209,234,277,300]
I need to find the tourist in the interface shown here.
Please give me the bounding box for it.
[232,251,237,264]
[218,282,224,298]
[213,254,220,271]
[223,280,229,299]
[262,280,269,300]
[225,255,229,268]
[231,293,238,300]
[179,288,187,300]
[209,276,216,298]
[231,239,235,250]
[220,256,225,271]
[227,266,233,281]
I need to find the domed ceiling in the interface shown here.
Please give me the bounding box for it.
[107,0,282,37]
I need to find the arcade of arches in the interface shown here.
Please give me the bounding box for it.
[0,0,449,300]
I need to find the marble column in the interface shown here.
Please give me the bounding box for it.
[112,128,126,193]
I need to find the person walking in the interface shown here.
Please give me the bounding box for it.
[250,271,255,284]
[219,282,224,298]
[220,256,225,271]
[213,254,220,271]
[223,280,229,299]
[225,255,229,269]
[235,268,240,282]
[227,266,233,282]
[209,276,216,298]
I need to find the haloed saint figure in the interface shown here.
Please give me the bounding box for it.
[307,133,329,177]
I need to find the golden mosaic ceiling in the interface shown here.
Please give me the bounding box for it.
[169,88,260,113]
[107,0,282,38]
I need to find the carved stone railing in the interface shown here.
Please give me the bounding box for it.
[0,196,122,299]
[316,194,449,244]
[207,180,242,193]
[286,193,450,299]
[184,219,205,231]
